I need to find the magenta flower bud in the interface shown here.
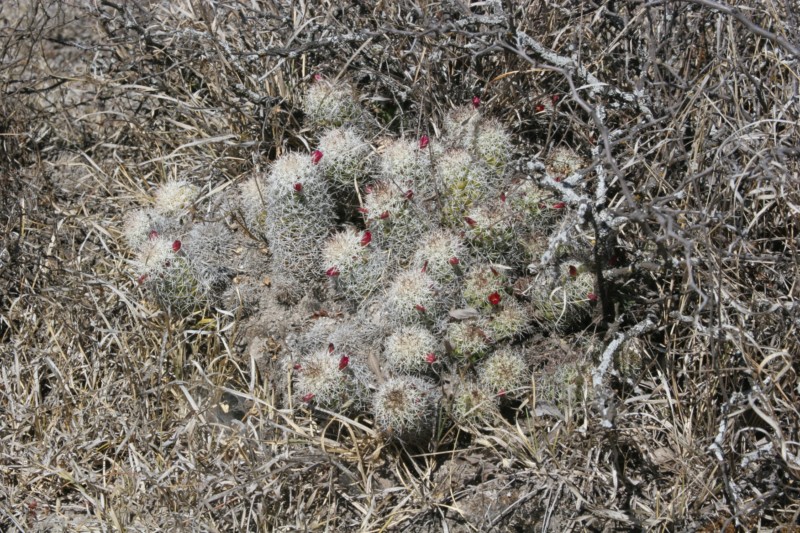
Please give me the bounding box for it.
[568,265,578,278]
[498,388,506,397]
[313,73,323,82]
[488,291,502,306]
[472,96,481,109]
[293,182,303,193]
[464,216,477,227]
[357,207,369,214]
[325,266,340,277]
[172,240,182,252]
[414,304,427,313]
[137,274,148,285]
[588,292,598,302]
[419,135,429,149]
[302,393,315,403]
[293,363,302,371]
[338,355,350,370]
[448,256,460,266]
[553,202,566,209]
[500,192,506,203]
[360,231,372,246]
[425,353,437,364]
[551,94,560,104]
[364,185,373,194]
[404,189,414,201]
[148,230,159,240]
[535,104,545,113]
[311,150,323,165]
[328,343,335,354]
[379,211,390,220]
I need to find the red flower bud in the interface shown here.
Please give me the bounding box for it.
[425,353,437,364]
[535,104,545,113]
[448,256,460,266]
[379,211,390,220]
[587,292,598,302]
[338,355,350,370]
[500,192,506,203]
[293,182,303,193]
[364,185,373,194]
[553,202,566,209]
[421,260,428,273]
[148,230,159,240]
[490,266,499,277]
[472,96,481,109]
[551,94,560,104]
[488,291,502,306]
[302,393,315,403]
[357,207,369,214]
[328,343,335,354]
[360,231,372,246]
[414,304,427,313]
[404,189,414,201]
[568,265,578,278]
[313,73,323,82]
[137,274,148,285]
[172,240,182,252]
[325,266,340,277]
[293,363,303,371]
[419,135,429,149]
[311,150,323,164]
[464,216,477,227]
[498,388,506,397]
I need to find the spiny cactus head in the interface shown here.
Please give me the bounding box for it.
[450,379,498,426]
[506,180,562,229]
[473,117,512,172]
[485,297,532,341]
[362,180,430,256]
[462,264,509,310]
[182,222,235,294]
[534,361,591,414]
[383,325,439,374]
[436,149,494,226]
[267,152,325,198]
[135,236,208,314]
[372,376,440,441]
[478,348,529,399]
[237,176,269,239]
[303,78,362,129]
[410,229,467,288]
[377,137,434,189]
[362,180,411,225]
[317,127,370,187]
[123,208,168,249]
[385,270,441,326]
[446,319,491,361]
[443,105,481,145]
[322,227,373,274]
[154,180,199,216]
[462,202,521,265]
[293,347,369,412]
[546,146,585,180]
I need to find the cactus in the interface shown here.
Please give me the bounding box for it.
[450,379,499,426]
[303,78,363,129]
[153,180,199,217]
[372,376,441,441]
[317,127,371,189]
[546,146,585,180]
[134,236,208,314]
[478,348,528,398]
[182,222,235,295]
[446,319,492,361]
[529,261,595,331]
[473,118,512,173]
[292,346,370,412]
[534,361,591,414]
[485,297,532,341]
[361,180,431,258]
[435,149,496,227]
[410,229,467,293]
[462,201,523,266]
[461,263,509,311]
[122,208,169,250]
[377,136,434,190]
[383,325,439,374]
[262,152,336,283]
[322,227,386,301]
[384,269,443,327]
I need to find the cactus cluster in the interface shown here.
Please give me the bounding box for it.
[124,181,234,315]
[123,78,600,441]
